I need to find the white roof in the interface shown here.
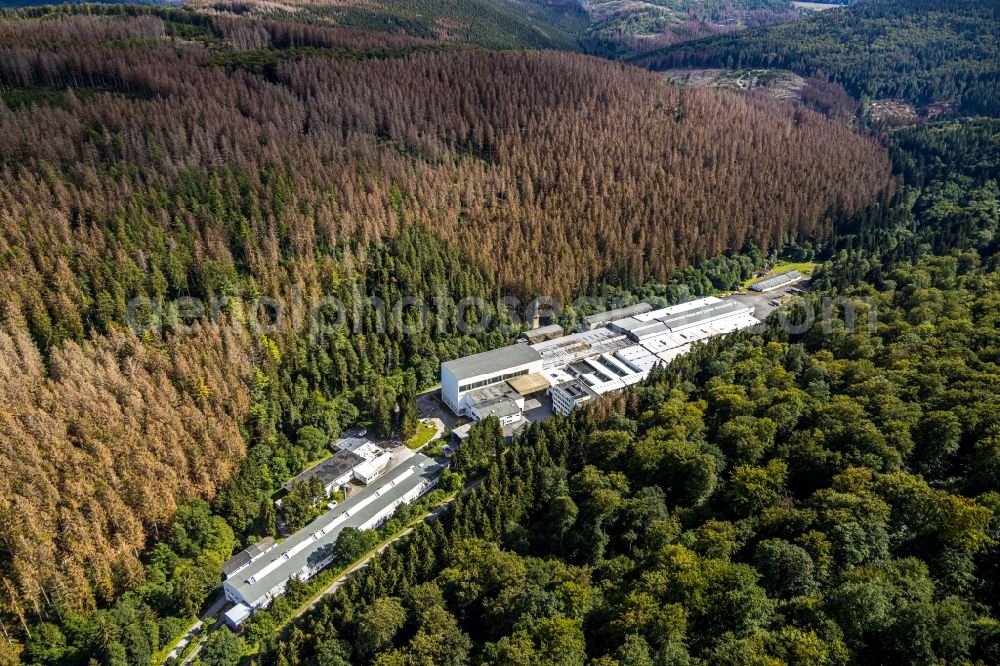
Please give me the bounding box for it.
[587,377,628,395]
[349,442,384,462]
[225,603,252,626]
[531,328,631,368]
[354,452,392,480]
[656,345,692,364]
[638,331,687,355]
[540,367,575,385]
[614,345,660,373]
[598,352,637,377]
[632,297,722,322]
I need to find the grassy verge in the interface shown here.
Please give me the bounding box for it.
[152,615,198,664]
[423,438,448,458]
[302,448,335,469]
[406,421,437,450]
[741,260,818,289]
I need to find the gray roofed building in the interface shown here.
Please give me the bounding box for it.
[580,303,653,331]
[224,455,443,614]
[550,379,598,416]
[333,427,373,452]
[282,450,365,493]
[441,345,542,381]
[658,299,750,332]
[750,270,804,292]
[221,537,277,579]
[609,317,672,341]
[518,324,564,344]
[223,602,251,630]
[473,396,521,419]
[465,384,525,424]
[606,316,642,331]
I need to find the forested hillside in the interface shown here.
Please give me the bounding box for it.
[213,0,588,52]
[634,0,1000,116]
[0,8,888,304]
[266,256,1000,665]
[571,0,797,54]
[259,118,1000,665]
[0,6,890,657]
[0,0,583,51]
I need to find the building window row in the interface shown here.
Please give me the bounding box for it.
[459,369,529,393]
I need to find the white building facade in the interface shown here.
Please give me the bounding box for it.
[441,297,761,421]
[440,345,543,415]
[222,456,443,627]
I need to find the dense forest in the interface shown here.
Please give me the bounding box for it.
[263,256,1000,664]
[635,0,1000,117]
[256,117,1000,665]
[220,0,589,52]
[0,7,888,306]
[570,0,798,55]
[0,6,891,660]
[0,1,996,664]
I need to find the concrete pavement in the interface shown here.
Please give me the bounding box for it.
[166,591,227,664]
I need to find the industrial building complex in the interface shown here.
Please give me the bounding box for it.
[441,297,761,425]
[281,437,394,495]
[222,454,443,628]
[219,297,762,629]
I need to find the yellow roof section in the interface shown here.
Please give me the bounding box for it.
[507,373,551,396]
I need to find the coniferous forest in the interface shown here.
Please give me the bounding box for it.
[0,2,997,665]
[256,114,1000,666]
[635,0,1000,117]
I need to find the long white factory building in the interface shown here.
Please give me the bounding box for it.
[441,297,760,420]
[222,455,443,628]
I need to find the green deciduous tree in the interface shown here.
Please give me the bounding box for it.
[198,628,246,666]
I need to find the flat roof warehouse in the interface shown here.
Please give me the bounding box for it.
[441,344,542,381]
[223,454,443,623]
[441,296,762,421]
[750,270,803,292]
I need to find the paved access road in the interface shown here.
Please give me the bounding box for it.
[283,476,484,629]
[165,592,227,663]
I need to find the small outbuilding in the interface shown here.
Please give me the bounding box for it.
[518,324,564,345]
[353,452,393,485]
[282,450,365,495]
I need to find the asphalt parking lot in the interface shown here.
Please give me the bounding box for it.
[725,278,810,320]
[727,292,781,320]
[523,394,554,422]
[417,390,459,429]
